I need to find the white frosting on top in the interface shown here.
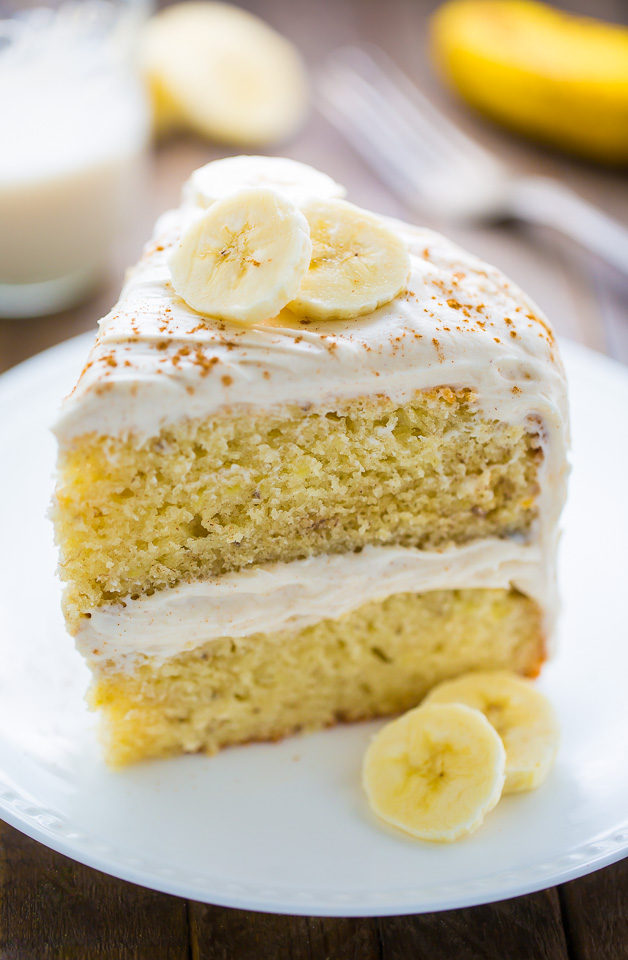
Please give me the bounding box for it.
[77,539,548,672]
[54,159,570,671]
[53,193,567,451]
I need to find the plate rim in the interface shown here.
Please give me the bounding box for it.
[1,332,627,916]
[0,784,627,916]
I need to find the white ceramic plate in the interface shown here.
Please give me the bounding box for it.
[0,335,627,916]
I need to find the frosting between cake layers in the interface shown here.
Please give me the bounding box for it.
[77,539,550,672]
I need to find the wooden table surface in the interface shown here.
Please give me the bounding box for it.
[1,0,627,956]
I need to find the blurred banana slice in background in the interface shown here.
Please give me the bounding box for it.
[184,155,346,208]
[423,671,560,794]
[142,1,309,146]
[430,0,628,164]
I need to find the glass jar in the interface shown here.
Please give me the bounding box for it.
[0,0,151,317]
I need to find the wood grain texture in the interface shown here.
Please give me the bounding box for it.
[560,857,628,960]
[0,823,189,960]
[189,905,380,960]
[377,890,570,960]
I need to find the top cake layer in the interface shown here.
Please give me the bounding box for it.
[54,159,567,451]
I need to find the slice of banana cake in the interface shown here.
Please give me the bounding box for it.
[52,156,569,766]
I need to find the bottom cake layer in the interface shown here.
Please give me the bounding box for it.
[91,587,545,766]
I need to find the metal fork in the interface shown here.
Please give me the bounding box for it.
[317,45,628,277]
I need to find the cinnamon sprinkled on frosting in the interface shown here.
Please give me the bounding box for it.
[56,193,565,455]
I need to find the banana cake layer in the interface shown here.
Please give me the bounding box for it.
[56,390,542,627]
[92,588,543,767]
[52,157,569,765]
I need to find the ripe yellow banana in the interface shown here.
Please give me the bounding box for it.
[430,0,628,164]
[288,199,411,321]
[424,671,559,793]
[142,2,308,147]
[363,703,506,842]
[168,188,312,325]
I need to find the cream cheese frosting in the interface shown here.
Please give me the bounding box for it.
[53,195,567,452]
[77,539,549,672]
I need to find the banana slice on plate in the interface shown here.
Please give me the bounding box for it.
[289,199,411,320]
[184,156,347,209]
[141,2,309,146]
[363,703,506,842]
[423,672,560,794]
[169,188,312,325]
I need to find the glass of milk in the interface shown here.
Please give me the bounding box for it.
[0,0,151,318]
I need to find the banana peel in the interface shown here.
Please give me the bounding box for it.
[430,0,628,164]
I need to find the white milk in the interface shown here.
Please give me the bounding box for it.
[0,1,150,317]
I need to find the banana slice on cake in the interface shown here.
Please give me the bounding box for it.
[424,672,560,794]
[184,156,347,209]
[169,188,312,325]
[363,703,506,842]
[288,199,411,320]
[141,2,309,146]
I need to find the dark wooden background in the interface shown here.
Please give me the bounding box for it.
[1,0,627,956]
